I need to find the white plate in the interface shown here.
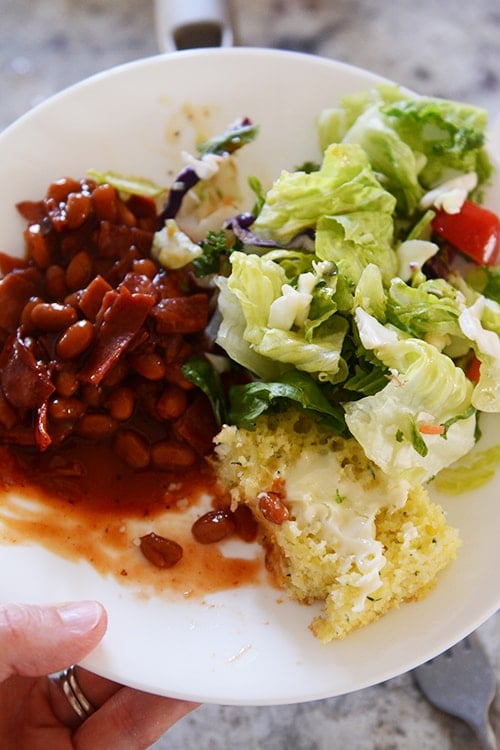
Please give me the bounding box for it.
[0,48,499,706]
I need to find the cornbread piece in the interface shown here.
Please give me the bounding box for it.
[213,410,460,642]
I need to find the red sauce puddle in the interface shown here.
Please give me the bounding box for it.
[0,440,267,600]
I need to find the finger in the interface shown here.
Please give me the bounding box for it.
[74,666,123,706]
[0,601,107,681]
[75,688,199,750]
[48,665,123,729]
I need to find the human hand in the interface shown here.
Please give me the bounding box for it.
[0,601,198,749]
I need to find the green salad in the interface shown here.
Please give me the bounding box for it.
[96,85,500,489]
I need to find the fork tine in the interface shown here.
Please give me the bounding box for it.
[413,635,498,750]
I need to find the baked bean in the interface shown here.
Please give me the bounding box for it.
[48,396,85,421]
[139,532,183,569]
[130,351,167,381]
[114,429,150,469]
[65,250,92,291]
[56,319,94,359]
[46,177,81,204]
[54,367,79,397]
[101,360,128,388]
[76,413,117,440]
[131,258,157,278]
[105,386,135,421]
[257,491,290,525]
[151,440,197,469]
[25,225,51,269]
[30,302,78,331]
[156,385,187,420]
[79,177,95,195]
[192,509,236,544]
[80,383,104,409]
[63,291,82,309]
[20,296,43,331]
[162,334,187,363]
[164,362,196,390]
[116,200,136,227]
[64,192,92,229]
[91,183,119,222]
[45,264,68,300]
[4,173,223,494]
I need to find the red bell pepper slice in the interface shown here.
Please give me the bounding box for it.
[431,199,500,266]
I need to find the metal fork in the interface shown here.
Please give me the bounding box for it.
[413,634,498,750]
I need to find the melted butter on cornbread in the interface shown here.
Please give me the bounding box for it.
[213,410,460,642]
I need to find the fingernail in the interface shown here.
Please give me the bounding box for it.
[57,601,103,634]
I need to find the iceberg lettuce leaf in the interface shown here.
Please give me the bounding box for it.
[251,143,396,244]
[344,308,477,482]
[317,84,493,218]
[382,95,492,190]
[216,251,349,383]
[341,104,424,216]
[315,210,397,287]
[458,297,500,412]
[215,275,289,381]
[385,277,463,339]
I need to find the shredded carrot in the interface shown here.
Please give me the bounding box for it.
[418,424,445,435]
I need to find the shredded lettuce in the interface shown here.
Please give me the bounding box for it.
[317,85,492,219]
[344,309,477,483]
[217,251,349,384]
[204,84,499,487]
[315,211,397,286]
[458,297,500,412]
[252,143,396,244]
[87,168,166,198]
[433,443,500,494]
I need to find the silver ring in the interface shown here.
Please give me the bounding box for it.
[60,665,95,720]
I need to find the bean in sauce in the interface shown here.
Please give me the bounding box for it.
[0,174,267,597]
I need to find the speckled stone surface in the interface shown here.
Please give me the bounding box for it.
[1,1,499,748]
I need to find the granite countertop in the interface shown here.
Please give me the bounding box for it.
[1,1,499,748]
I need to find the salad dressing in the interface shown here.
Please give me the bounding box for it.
[285,448,407,610]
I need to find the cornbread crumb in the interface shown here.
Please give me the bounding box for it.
[213,410,460,642]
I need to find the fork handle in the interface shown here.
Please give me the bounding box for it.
[475,718,498,750]
[154,0,234,52]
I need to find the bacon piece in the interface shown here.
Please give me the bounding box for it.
[0,333,55,450]
[120,272,158,298]
[0,252,28,275]
[174,393,218,455]
[0,268,41,333]
[104,246,142,287]
[151,268,191,298]
[0,333,55,410]
[16,199,47,223]
[79,286,154,385]
[151,294,209,334]
[97,221,153,259]
[125,195,158,231]
[35,400,52,451]
[78,275,113,321]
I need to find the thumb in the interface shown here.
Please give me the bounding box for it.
[0,601,107,682]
